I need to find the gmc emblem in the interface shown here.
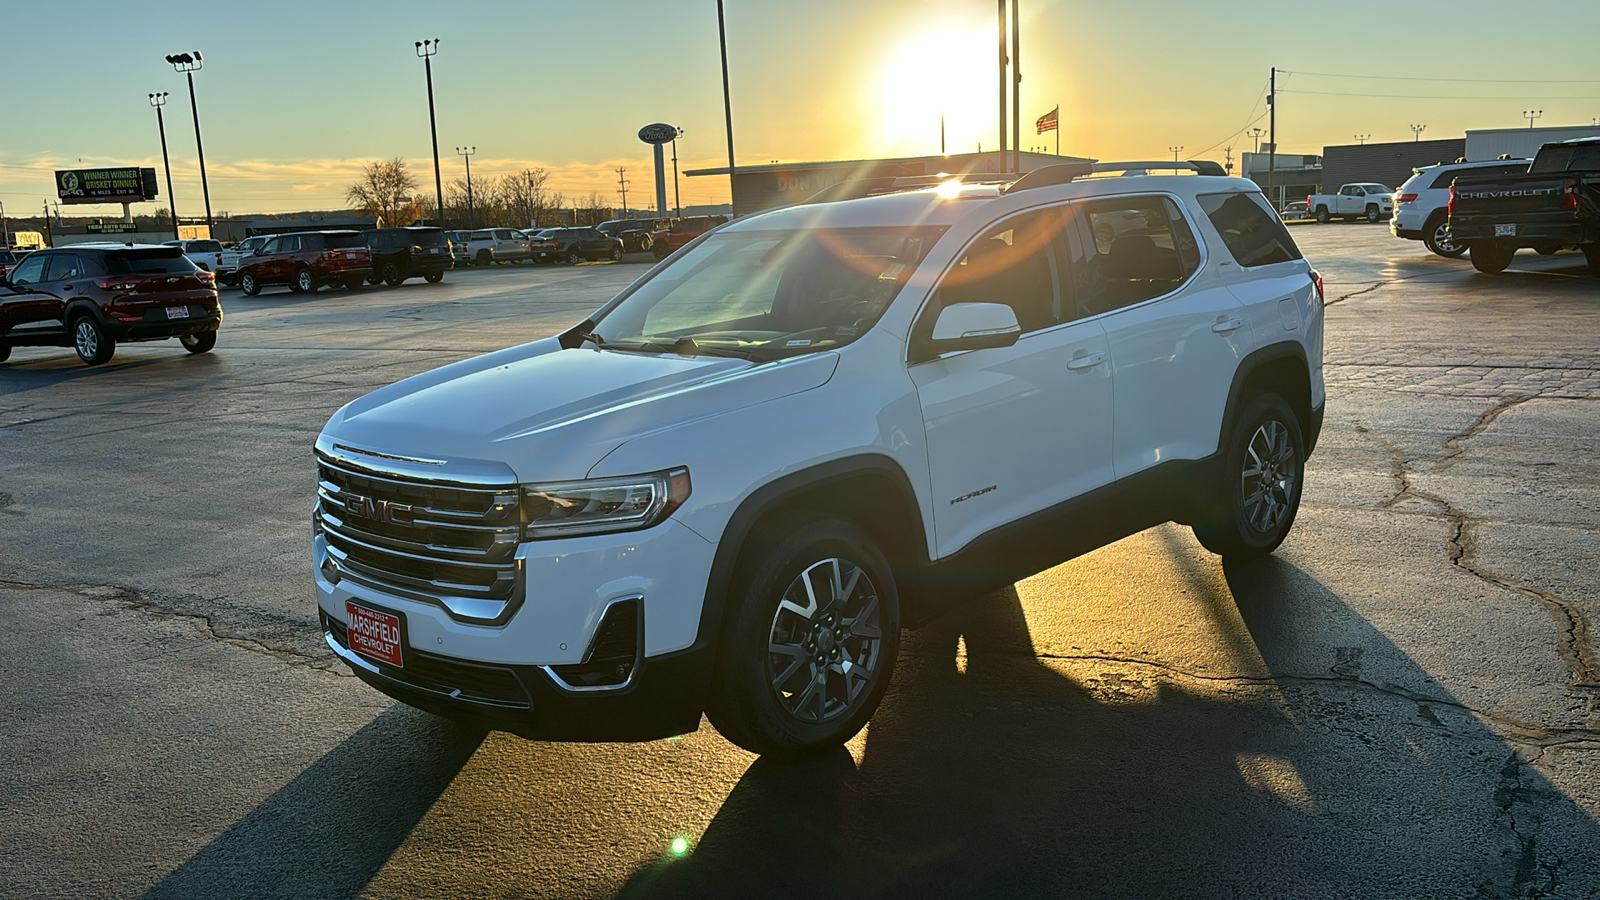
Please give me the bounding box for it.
[344,493,413,525]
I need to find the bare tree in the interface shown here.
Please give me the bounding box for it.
[346,158,419,227]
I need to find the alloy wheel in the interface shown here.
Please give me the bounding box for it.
[74,320,99,360]
[1432,220,1460,254]
[1241,420,1298,534]
[766,557,884,724]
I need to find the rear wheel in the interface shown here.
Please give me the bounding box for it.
[72,315,114,366]
[1584,244,1600,276]
[706,516,900,757]
[638,234,653,252]
[382,261,403,286]
[239,269,261,296]
[1422,214,1466,258]
[424,271,444,284]
[566,248,583,265]
[292,267,315,293]
[0,342,10,363]
[1315,207,1330,224]
[1192,393,1304,560]
[1469,243,1515,274]
[476,250,492,267]
[180,330,216,354]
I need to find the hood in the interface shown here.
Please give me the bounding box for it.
[322,338,838,482]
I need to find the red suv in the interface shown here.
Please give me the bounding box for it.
[0,243,221,366]
[649,215,729,260]
[236,231,372,295]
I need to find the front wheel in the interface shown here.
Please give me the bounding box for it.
[1192,393,1305,560]
[652,243,671,260]
[239,269,261,296]
[565,248,583,265]
[638,234,653,252]
[706,516,900,757]
[180,330,216,354]
[72,316,115,366]
[0,342,11,363]
[609,245,622,261]
[1365,205,1380,223]
[424,271,444,284]
[1423,215,1466,258]
[1469,243,1515,274]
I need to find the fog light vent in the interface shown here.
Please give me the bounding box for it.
[547,597,641,690]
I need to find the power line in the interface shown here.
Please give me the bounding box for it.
[1189,79,1271,158]
[1279,69,1600,84]
[1279,88,1600,101]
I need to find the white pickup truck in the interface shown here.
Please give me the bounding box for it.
[164,239,245,284]
[1306,183,1393,223]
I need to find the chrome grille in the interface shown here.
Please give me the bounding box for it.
[316,450,522,623]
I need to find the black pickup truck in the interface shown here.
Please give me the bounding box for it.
[1448,136,1600,275]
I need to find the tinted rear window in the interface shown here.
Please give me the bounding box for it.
[324,233,366,249]
[188,240,223,252]
[104,248,196,275]
[407,229,447,247]
[1531,143,1600,174]
[1197,192,1303,268]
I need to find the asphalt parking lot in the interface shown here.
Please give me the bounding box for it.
[2,227,1598,899]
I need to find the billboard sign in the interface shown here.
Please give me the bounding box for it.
[57,168,159,204]
[86,222,139,234]
[638,123,680,145]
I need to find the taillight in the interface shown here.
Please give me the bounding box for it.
[1310,270,1324,304]
[196,270,216,287]
[1448,185,1456,217]
[98,279,140,292]
[1397,193,1417,203]
[1561,178,1579,212]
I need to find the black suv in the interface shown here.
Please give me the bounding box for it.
[597,218,668,253]
[364,227,451,286]
[541,227,624,264]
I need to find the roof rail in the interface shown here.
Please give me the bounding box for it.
[1002,159,1228,194]
[803,172,1012,205]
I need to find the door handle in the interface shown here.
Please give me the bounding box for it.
[1066,351,1105,371]
[62,284,74,292]
[1211,318,1244,334]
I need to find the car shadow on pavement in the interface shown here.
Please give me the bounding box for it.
[141,706,484,900]
[618,560,1598,898]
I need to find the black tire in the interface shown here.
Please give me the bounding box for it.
[1192,392,1305,560]
[382,262,403,286]
[706,515,901,757]
[566,248,583,265]
[239,269,261,296]
[0,341,10,363]
[292,267,315,293]
[1365,204,1380,223]
[609,245,623,262]
[71,315,115,366]
[638,234,653,252]
[1422,214,1466,258]
[424,271,444,284]
[1584,244,1600,276]
[180,330,216,354]
[1469,243,1515,274]
[344,277,364,290]
[476,250,492,267]
[652,243,671,261]
[1315,207,1330,224]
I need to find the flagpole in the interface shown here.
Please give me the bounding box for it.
[1055,105,1059,156]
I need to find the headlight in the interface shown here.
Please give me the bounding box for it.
[520,468,691,539]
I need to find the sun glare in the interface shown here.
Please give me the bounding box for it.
[878,29,995,155]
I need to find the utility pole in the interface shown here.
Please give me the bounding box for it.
[1011,0,1020,174]
[941,113,945,155]
[1267,66,1277,211]
[416,40,445,229]
[997,0,1007,172]
[1523,109,1543,129]
[1224,145,1234,175]
[671,129,683,220]
[149,92,179,240]
[1410,123,1426,142]
[1354,134,1370,145]
[616,167,629,216]
[715,0,738,214]
[456,146,476,228]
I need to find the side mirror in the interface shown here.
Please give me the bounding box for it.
[920,302,1022,359]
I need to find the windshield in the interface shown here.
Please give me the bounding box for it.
[592,226,946,362]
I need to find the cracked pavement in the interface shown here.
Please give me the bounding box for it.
[2,232,1599,899]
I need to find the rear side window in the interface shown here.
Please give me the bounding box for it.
[1197,192,1303,268]
[45,254,83,281]
[1075,195,1202,315]
[104,249,195,275]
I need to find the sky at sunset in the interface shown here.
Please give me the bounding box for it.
[3,0,1597,219]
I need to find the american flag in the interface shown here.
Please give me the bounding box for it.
[1036,106,1059,135]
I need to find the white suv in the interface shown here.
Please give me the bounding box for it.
[311,162,1326,755]
[1392,158,1530,257]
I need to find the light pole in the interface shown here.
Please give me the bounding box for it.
[1409,124,1426,142]
[148,92,179,240]
[1523,109,1543,129]
[716,0,737,214]
[1248,127,1265,154]
[1169,145,1183,162]
[415,40,445,229]
[1354,134,1370,145]
[165,51,212,232]
[0,201,6,250]
[671,127,684,220]
[456,146,476,228]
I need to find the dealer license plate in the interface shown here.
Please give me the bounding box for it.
[165,306,189,319]
[1495,224,1516,237]
[346,601,405,667]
